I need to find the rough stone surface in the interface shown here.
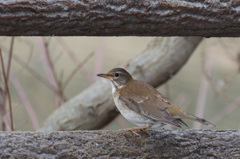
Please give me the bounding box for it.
[0,130,239,158]
[0,0,239,36]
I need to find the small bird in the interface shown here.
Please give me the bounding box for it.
[97,68,215,134]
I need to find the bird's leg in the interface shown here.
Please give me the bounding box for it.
[130,130,141,137]
[142,129,151,135]
[120,125,151,136]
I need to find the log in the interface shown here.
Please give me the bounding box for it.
[0,130,239,158]
[39,37,202,131]
[0,0,239,36]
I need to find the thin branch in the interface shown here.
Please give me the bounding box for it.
[0,84,6,131]
[6,37,14,81]
[92,37,106,82]
[10,73,39,130]
[1,46,56,92]
[63,52,94,89]
[53,51,64,63]
[210,96,240,124]
[2,115,11,131]
[56,37,91,81]
[0,38,14,131]
[218,39,237,62]
[0,49,13,131]
[14,38,34,76]
[0,37,14,130]
[37,38,58,90]
[193,47,215,129]
[37,37,65,107]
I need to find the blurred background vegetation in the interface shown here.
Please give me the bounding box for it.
[0,37,239,131]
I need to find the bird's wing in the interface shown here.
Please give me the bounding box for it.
[120,80,186,127]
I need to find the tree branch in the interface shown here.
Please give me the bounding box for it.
[0,130,239,158]
[39,37,202,131]
[0,0,239,37]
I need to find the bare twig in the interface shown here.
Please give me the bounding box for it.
[202,51,236,102]
[0,49,13,131]
[218,39,240,73]
[63,52,94,89]
[92,37,106,82]
[219,40,236,62]
[53,51,64,63]
[6,37,14,81]
[37,37,65,107]
[0,48,55,91]
[0,83,6,130]
[0,38,14,131]
[38,38,58,89]
[56,37,91,81]
[209,73,236,102]
[10,73,39,130]
[193,47,216,129]
[14,38,34,76]
[210,97,240,124]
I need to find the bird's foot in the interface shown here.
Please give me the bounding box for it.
[120,126,151,136]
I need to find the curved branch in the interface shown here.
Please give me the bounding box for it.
[39,37,202,131]
[0,130,239,158]
[0,0,239,36]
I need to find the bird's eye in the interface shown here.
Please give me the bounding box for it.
[114,73,119,77]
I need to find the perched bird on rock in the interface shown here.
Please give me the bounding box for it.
[97,68,215,134]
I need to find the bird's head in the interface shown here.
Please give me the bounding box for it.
[97,68,133,90]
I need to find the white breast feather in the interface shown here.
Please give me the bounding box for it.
[110,82,116,94]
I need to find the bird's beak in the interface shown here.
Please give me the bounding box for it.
[97,73,112,79]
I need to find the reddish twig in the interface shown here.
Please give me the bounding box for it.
[0,38,14,131]
[218,39,237,62]
[37,37,65,107]
[10,38,34,76]
[205,71,235,102]
[0,84,6,130]
[210,96,240,124]
[63,52,94,89]
[193,47,215,129]
[0,49,14,131]
[53,51,64,63]
[6,37,14,81]
[92,37,106,82]
[10,73,39,130]
[0,47,55,91]
[56,37,91,81]
[218,39,240,73]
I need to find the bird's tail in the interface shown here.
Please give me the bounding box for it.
[180,112,216,127]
